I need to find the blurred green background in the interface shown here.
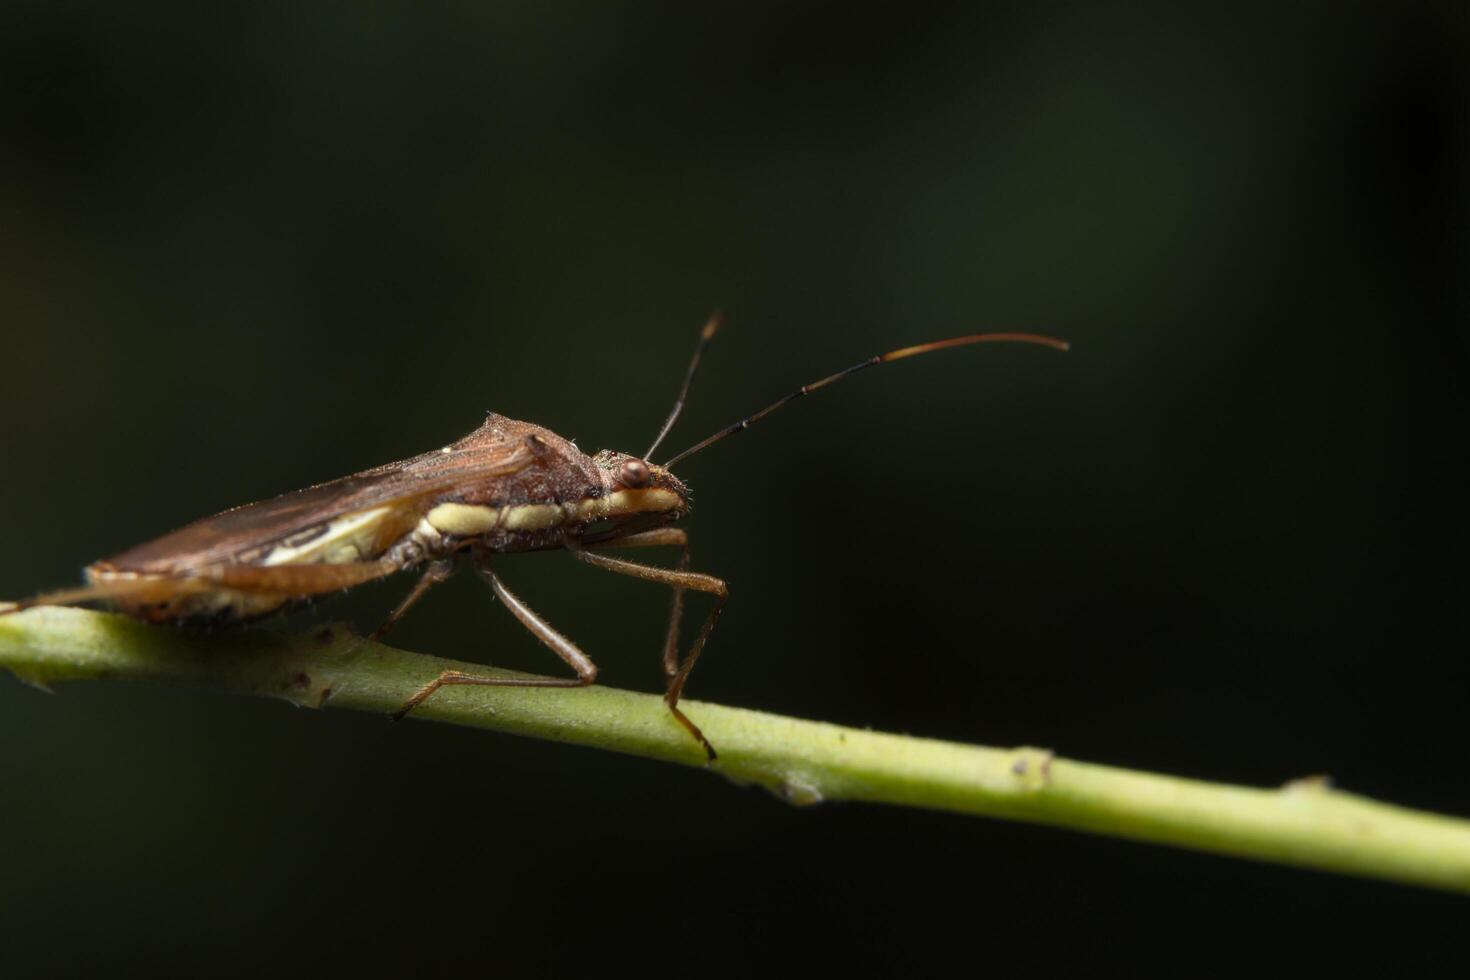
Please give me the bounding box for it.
[1,2,1465,972]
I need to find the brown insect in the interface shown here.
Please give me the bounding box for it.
[3,314,1067,759]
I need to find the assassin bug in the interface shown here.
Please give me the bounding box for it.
[3,314,1067,759]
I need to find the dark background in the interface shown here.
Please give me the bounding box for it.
[1,2,1465,973]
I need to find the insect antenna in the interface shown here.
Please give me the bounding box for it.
[644,310,724,460]
[662,331,1069,468]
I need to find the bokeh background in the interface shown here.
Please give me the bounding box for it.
[1,2,1466,973]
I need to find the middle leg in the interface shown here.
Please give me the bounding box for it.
[393,551,598,720]
[370,559,455,641]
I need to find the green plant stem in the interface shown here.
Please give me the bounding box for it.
[3,606,1469,894]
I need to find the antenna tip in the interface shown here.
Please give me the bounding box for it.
[702,310,724,340]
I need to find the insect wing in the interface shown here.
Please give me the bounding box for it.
[105,428,535,573]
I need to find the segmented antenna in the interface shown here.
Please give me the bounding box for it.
[644,310,724,460]
[662,331,1069,468]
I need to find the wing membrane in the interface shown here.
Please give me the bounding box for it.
[106,424,534,572]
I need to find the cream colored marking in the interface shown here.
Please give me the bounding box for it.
[441,446,454,454]
[259,505,394,566]
[86,567,141,582]
[181,589,289,620]
[573,488,680,521]
[427,501,563,534]
[425,502,502,536]
[500,504,564,532]
[280,524,329,548]
[425,488,681,539]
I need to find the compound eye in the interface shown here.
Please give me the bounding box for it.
[619,459,651,488]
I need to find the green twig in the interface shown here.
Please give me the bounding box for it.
[3,606,1469,894]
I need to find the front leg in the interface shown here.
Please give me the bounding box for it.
[583,528,690,679]
[568,538,727,761]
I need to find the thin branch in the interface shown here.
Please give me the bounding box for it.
[3,606,1469,894]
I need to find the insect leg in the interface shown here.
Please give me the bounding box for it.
[582,528,689,550]
[567,545,727,761]
[2,561,403,619]
[200,560,402,594]
[0,576,216,616]
[392,552,597,720]
[582,528,690,680]
[369,559,455,640]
